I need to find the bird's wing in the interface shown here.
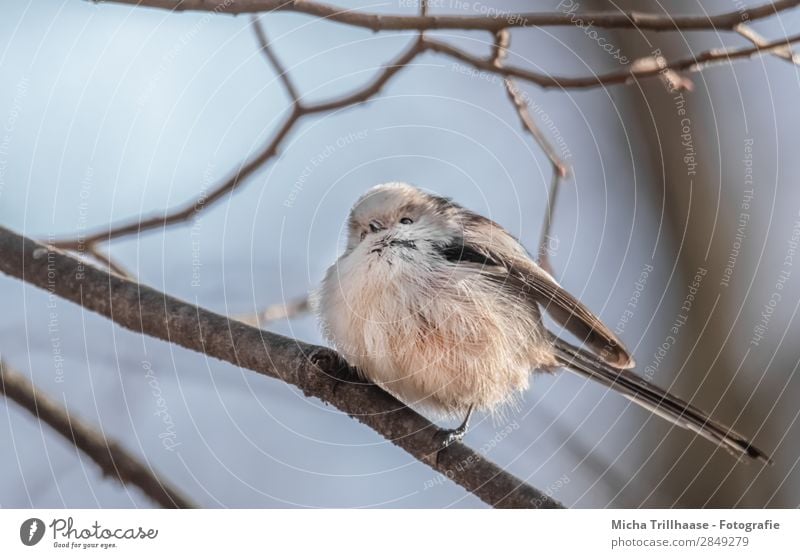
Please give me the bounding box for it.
[510,261,635,369]
[441,213,634,369]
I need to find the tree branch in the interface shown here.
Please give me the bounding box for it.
[735,23,800,65]
[97,0,800,32]
[55,25,799,252]
[492,29,567,276]
[86,243,133,279]
[251,15,302,104]
[53,40,424,250]
[1,225,563,508]
[0,360,195,508]
[423,31,800,90]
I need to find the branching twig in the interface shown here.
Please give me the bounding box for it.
[98,0,800,32]
[0,360,195,508]
[492,29,567,276]
[251,15,302,104]
[54,29,800,253]
[2,226,564,508]
[53,41,424,251]
[423,31,800,90]
[735,23,800,65]
[629,54,695,92]
[86,244,133,279]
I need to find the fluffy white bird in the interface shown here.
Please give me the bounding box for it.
[314,182,769,461]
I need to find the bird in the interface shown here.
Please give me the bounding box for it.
[313,182,770,462]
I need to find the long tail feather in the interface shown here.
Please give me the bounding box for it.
[551,337,771,464]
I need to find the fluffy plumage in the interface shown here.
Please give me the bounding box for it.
[313,182,769,462]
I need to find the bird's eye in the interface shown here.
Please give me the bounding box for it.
[400,217,413,225]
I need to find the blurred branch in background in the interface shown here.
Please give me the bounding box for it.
[54,2,800,257]
[250,13,301,104]
[423,32,800,89]
[0,360,195,508]
[0,226,563,509]
[52,21,425,266]
[492,28,568,277]
[53,1,800,300]
[581,0,786,507]
[98,0,800,32]
[735,23,800,65]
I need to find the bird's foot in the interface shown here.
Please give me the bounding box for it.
[432,407,474,465]
[434,426,467,450]
[433,426,468,467]
[309,348,362,396]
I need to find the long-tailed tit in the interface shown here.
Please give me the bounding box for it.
[314,182,769,462]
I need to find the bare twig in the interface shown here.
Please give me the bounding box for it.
[0,360,195,509]
[501,80,569,178]
[87,244,133,279]
[53,41,424,251]
[251,15,302,104]
[1,226,563,508]
[629,54,695,92]
[735,23,800,65]
[423,31,800,90]
[492,30,567,275]
[538,172,564,276]
[54,29,800,253]
[98,0,800,32]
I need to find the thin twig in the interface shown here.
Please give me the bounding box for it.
[98,0,800,32]
[250,15,302,104]
[492,30,566,276]
[1,226,564,508]
[538,172,564,277]
[423,31,800,90]
[87,244,133,279]
[501,79,569,177]
[735,23,800,65]
[629,54,695,92]
[53,41,424,250]
[53,29,800,251]
[0,360,195,508]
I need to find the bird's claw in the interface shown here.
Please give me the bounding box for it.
[309,348,363,396]
[432,427,467,467]
[434,426,466,449]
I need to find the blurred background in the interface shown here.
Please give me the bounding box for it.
[0,0,798,508]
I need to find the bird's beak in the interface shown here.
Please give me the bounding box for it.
[369,220,385,233]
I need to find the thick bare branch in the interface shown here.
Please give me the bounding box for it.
[98,0,800,32]
[1,225,563,508]
[0,360,195,509]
